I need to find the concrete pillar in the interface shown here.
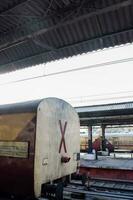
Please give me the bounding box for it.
[101,124,106,151]
[88,125,92,153]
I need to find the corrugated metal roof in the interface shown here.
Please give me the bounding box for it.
[76,101,133,126]
[76,101,133,113]
[0,0,133,73]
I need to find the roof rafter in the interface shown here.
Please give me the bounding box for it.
[0,0,132,52]
[0,0,29,14]
[0,26,133,73]
[0,0,132,73]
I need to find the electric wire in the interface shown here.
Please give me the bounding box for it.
[0,56,133,86]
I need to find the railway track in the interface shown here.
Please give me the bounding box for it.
[0,179,132,200]
[63,179,133,200]
[89,179,133,193]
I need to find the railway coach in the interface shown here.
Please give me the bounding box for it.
[0,98,80,198]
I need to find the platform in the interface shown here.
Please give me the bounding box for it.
[81,156,133,170]
[80,155,133,182]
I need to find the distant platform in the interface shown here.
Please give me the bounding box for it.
[80,156,133,170]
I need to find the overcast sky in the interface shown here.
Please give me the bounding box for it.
[0,43,133,106]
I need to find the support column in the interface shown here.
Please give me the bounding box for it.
[88,125,92,153]
[101,124,106,151]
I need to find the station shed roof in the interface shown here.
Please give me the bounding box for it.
[0,0,132,73]
[75,101,133,126]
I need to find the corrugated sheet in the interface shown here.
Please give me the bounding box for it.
[0,0,132,73]
[76,101,133,125]
[76,101,133,113]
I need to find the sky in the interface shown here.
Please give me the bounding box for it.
[0,43,133,106]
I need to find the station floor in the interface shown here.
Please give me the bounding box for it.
[80,155,133,170]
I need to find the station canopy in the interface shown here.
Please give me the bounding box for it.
[0,0,132,73]
[76,101,133,126]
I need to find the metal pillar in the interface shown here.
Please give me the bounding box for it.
[101,124,106,151]
[88,125,92,153]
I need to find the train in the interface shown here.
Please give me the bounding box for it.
[80,131,133,152]
[0,98,80,199]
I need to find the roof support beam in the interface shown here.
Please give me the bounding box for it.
[80,115,133,121]
[0,0,132,51]
[0,26,133,74]
[0,0,29,14]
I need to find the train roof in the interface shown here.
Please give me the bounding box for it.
[0,99,42,114]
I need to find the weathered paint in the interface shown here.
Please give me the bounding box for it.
[0,98,80,198]
[59,120,67,153]
[0,113,36,197]
[34,98,80,197]
[0,141,28,158]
